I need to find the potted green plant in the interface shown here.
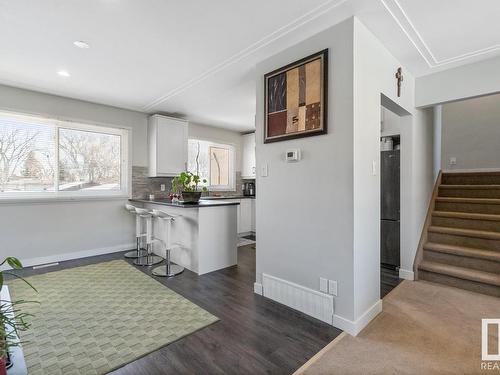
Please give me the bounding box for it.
[171,171,208,203]
[0,257,36,375]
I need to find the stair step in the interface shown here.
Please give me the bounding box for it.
[433,211,500,221]
[428,226,500,240]
[439,185,500,198]
[442,172,500,185]
[432,211,500,232]
[435,197,500,214]
[436,197,500,205]
[424,242,500,262]
[419,260,500,287]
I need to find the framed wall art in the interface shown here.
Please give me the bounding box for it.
[264,49,328,143]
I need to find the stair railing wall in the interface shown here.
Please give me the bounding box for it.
[413,171,442,279]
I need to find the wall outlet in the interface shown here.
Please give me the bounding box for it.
[160,184,166,191]
[319,278,328,293]
[328,280,338,296]
[449,157,457,166]
[372,160,377,176]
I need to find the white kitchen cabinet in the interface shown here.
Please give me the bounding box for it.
[148,115,188,177]
[223,198,255,234]
[239,199,252,233]
[241,133,256,179]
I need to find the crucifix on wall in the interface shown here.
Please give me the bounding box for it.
[395,67,403,97]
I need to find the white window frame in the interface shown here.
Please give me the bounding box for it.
[188,138,235,192]
[0,110,129,202]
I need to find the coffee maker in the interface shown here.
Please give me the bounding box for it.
[243,182,255,196]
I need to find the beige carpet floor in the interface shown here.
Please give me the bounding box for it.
[7,260,218,375]
[296,280,500,375]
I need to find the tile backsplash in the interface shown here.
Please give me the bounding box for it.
[131,166,173,199]
[131,166,249,199]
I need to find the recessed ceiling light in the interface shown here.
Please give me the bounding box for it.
[73,40,90,49]
[58,70,70,77]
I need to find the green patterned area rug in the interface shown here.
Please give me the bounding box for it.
[7,260,218,375]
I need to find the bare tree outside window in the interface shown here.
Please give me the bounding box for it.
[0,121,55,192]
[59,128,121,191]
[0,111,127,198]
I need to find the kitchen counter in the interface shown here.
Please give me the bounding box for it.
[129,199,238,275]
[129,198,240,207]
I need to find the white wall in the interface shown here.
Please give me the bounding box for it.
[0,84,148,264]
[416,55,500,108]
[441,93,500,171]
[0,84,148,166]
[254,17,435,333]
[188,122,243,172]
[381,107,401,137]
[353,20,434,295]
[255,18,355,321]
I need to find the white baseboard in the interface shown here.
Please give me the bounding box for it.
[254,282,263,295]
[399,268,414,280]
[2,243,134,270]
[262,273,334,324]
[332,299,382,336]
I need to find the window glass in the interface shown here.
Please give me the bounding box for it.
[59,128,121,191]
[0,111,127,198]
[188,139,234,190]
[0,114,55,193]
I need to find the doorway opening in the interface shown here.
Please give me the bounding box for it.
[380,95,407,298]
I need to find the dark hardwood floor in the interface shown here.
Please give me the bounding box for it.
[380,265,403,298]
[12,245,342,374]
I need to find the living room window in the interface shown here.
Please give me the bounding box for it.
[0,111,129,199]
[187,139,235,191]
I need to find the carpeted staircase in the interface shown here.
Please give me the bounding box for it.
[418,171,500,297]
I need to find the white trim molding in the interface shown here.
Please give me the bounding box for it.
[143,0,348,111]
[254,282,263,295]
[262,273,334,324]
[1,243,134,270]
[380,0,500,68]
[332,300,383,336]
[399,268,414,281]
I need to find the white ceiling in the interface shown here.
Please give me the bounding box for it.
[1,0,500,131]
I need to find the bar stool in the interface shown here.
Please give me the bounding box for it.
[124,204,148,259]
[151,209,184,277]
[133,208,164,267]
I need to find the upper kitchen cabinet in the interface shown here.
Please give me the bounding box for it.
[241,132,256,179]
[148,115,188,177]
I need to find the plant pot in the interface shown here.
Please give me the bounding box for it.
[0,356,6,375]
[181,191,202,203]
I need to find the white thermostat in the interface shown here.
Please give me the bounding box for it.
[285,149,301,162]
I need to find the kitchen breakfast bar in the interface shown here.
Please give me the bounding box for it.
[129,199,239,275]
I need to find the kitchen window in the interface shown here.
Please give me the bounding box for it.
[188,139,235,191]
[0,111,129,199]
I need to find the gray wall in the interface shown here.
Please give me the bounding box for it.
[0,84,148,264]
[441,93,500,171]
[255,18,355,320]
[255,17,435,326]
[416,55,500,108]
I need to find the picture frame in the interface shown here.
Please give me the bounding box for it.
[264,49,328,143]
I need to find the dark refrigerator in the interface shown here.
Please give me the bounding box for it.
[381,150,400,268]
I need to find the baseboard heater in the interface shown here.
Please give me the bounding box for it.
[262,273,334,324]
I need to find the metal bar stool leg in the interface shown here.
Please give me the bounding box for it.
[133,210,163,266]
[152,212,184,277]
[124,205,148,259]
